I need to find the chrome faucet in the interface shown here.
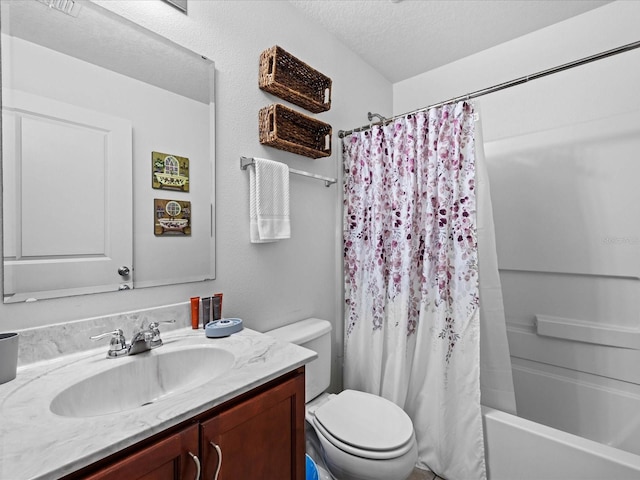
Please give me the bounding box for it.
[128,328,154,355]
[90,320,176,358]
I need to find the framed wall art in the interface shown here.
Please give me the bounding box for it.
[154,199,191,236]
[152,151,190,192]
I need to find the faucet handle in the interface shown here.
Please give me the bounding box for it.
[148,319,176,348]
[90,329,128,358]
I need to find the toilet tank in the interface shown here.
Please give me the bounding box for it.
[266,318,332,402]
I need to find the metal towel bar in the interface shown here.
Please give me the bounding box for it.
[240,156,337,187]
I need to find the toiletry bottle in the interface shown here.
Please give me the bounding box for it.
[190,297,200,329]
[212,293,222,321]
[202,297,212,328]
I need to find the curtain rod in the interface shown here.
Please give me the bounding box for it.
[338,39,640,138]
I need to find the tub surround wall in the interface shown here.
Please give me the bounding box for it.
[394,0,640,454]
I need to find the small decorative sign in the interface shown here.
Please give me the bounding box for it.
[154,199,191,236]
[152,151,190,192]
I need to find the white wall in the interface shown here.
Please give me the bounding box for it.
[394,0,640,447]
[0,1,392,390]
[394,1,640,132]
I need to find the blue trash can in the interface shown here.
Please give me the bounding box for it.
[306,454,319,480]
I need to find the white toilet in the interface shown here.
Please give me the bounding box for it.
[267,318,418,480]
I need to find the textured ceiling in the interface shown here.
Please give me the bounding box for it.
[288,0,613,83]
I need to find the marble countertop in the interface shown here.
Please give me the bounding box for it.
[0,327,316,480]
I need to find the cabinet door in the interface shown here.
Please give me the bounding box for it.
[201,371,305,480]
[83,424,200,480]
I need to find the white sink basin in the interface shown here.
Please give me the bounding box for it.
[50,346,235,417]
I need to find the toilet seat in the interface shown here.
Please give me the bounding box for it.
[312,389,415,460]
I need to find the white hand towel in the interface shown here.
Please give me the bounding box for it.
[249,158,290,243]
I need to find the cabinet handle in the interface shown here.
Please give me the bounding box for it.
[188,451,201,480]
[210,442,223,480]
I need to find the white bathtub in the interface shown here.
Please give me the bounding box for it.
[482,406,640,480]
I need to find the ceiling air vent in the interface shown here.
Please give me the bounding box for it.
[37,0,81,17]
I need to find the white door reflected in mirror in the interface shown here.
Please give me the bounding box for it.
[3,92,133,301]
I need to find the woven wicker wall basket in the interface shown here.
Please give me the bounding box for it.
[259,45,332,114]
[259,104,332,159]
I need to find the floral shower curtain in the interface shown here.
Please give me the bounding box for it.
[343,102,486,480]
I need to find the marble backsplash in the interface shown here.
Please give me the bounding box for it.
[13,302,191,366]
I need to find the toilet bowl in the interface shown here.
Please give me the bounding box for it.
[267,318,418,480]
[308,390,417,480]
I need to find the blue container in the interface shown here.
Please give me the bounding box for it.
[306,454,319,480]
[205,318,243,337]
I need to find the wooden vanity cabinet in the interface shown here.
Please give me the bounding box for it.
[62,368,305,480]
[201,371,306,479]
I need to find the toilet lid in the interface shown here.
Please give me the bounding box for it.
[313,390,414,453]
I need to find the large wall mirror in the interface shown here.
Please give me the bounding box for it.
[1,0,215,303]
